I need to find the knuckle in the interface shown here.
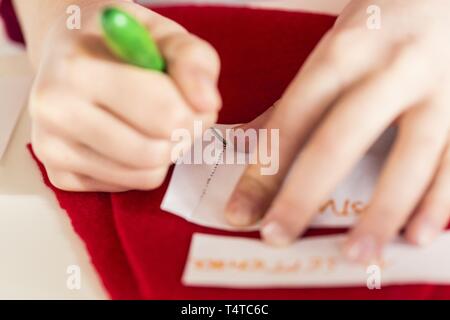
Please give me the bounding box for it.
[177,36,220,70]
[138,141,171,168]
[200,40,221,68]
[317,31,363,84]
[392,42,430,78]
[47,170,69,190]
[33,136,72,169]
[180,39,209,60]
[134,168,168,190]
[327,28,363,59]
[166,107,192,132]
[33,139,54,165]
[30,89,76,130]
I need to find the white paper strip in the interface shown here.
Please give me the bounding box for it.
[183,232,450,288]
[162,126,395,231]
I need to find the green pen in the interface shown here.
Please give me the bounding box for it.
[101,7,223,144]
[101,7,166,71]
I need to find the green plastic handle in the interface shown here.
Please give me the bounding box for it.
[101,7,166,71]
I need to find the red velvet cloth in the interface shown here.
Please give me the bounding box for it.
[3,1,450,299]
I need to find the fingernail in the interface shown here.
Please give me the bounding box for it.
[261,221,292,247]
[415,222,438,246]
[343,235,380,264]
[225,195,256,227]
[194,74,221,111]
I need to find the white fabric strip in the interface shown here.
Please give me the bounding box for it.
[183,232,450,288]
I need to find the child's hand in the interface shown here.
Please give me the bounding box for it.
[30,2,221,192]
[226,0,450,263]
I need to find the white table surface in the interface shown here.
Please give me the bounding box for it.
[0,0,349,299]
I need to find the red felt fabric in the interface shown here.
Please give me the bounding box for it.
[0,0,23,43]
[3,1,450,299]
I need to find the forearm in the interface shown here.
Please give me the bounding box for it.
[13,0,134,66]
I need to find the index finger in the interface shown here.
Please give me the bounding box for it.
[113,4,222,112]
[225,29,378,226]
[260,45,432,246]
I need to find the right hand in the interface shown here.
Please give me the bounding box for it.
[30,1,221,192]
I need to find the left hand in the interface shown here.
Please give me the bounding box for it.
[225,0,450,264]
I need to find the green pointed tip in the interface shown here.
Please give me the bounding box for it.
[101,7,166,71]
